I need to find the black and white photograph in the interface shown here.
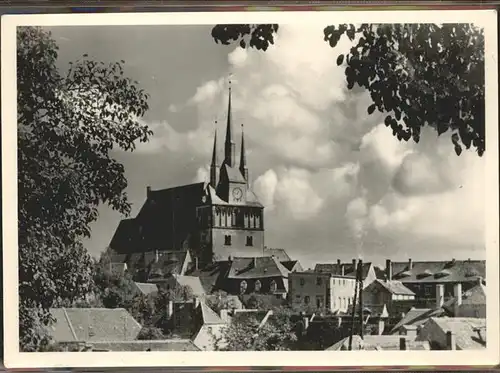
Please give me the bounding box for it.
[2,10,499,368]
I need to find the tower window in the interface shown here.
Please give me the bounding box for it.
[224,235,232,246]
[246,236,253,246]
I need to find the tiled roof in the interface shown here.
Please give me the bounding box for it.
[204,294,243,310]
[227,256,290,279]
[390,260,485,283]
[49,308,142,342]
[462,283,486,305]
[314,262,373,280]
[373,280,415,296]
[133,282,158,296]
[199,302,224,325]
[110,250,189,279]
[424,317,487,350]
[173,274,206,296]
[186,261,230,293]
[148,251,190,278]
[222,164,247,184]
[327,335,430,351]
[230,310,269,324]
[280,260,302,272]
[390,307,444,334]
[263,248,291,262]
[88,339,200,351]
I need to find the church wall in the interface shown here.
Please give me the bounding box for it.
[212,228,264,261]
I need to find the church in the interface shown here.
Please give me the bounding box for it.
[109,85,265,266]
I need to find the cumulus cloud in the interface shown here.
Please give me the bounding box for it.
[157,23,485,262]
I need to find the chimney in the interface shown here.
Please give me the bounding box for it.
[352,259,356,267]
[453,283,463,316]
[385,259,392,280]
[436,284,445,309]
[194,256,199,270]
[166,300,174,319]
[154,249,159,263]
[303,316,309,331]
[341,265,345,276]
[147,186,151,197]
[220,309,230,323]
[399,337,407,351]
[193,296,200,308]
[446,331,456,350]
[337,259,341,270]
[408,258,413,270]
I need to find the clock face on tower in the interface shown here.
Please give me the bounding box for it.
[232,187,243,201]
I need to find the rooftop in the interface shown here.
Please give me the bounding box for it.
[372,279,415,296]
[390,260,485,283]
[227,256,290,279]
[314,261,373,279]
[327,335,430,351]
[48,308,142,343]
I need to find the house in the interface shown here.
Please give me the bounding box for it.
[155,297,201,338]
[109,250,192,282]
[46,308,142,346]
[314,259,377,288]
[132,282,159,297]
[155,274,206,297]
[385,258,485,304]
[221,256,291,297]
[443,282,486,318]
[362,280,415,320]
[281,260,303,273]
[192,302,228,351]
[416,317,486,350]
[389,307,445,335]
[288,271,356,313]
[326,335,430,351]
[185,260,231,293]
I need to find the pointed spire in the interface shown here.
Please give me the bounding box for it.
[224,77,236,167]
[240,123,248,184]
[211,124,218,167]
[210,121,219,188]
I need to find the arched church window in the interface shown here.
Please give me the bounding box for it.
[255,280,262,292]
[270,280,277,293]
[255,214,261,229]
[231,209,236,226]
[240,280,248,294]
[249,212,254,229]
[244,212,249,228]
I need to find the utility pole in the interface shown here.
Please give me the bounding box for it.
[358,260,364,340]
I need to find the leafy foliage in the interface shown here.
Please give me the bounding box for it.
[17,26,152,351]
[212,24,279,51]
[219,310,298,351]
[211,23,485,156]
[137,326,166,340]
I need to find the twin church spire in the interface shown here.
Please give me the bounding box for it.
[210,82,247,188]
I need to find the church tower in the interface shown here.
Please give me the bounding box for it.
[198,82,265,263]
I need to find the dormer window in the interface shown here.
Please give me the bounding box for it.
[240,280,248,294]
[224,235,232,246]
[255,280,262,292]
[270,280,277,293]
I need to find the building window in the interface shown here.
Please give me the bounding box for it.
[300,278,305,286]
[316,277,323,286]
[255,280,262,292]
[304,296,310,304]
[424,285,432,296]
[270,280,277,293]
[256,214,261,228]
[246,236,253,246]
[240,280,248,294]
[224,235,232,246]
[316,296,324,309]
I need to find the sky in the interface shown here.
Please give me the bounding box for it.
[46,24,485,269]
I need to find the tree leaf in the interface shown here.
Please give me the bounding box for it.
[336,54,344,66]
